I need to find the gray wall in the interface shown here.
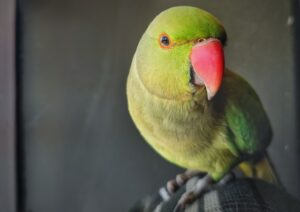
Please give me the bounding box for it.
[0,0,17,212]
[20,0,299,211]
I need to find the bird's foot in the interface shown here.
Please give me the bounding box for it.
[173,172,235,212]
[173,174,212,212]
[166,170,203,195]
[216,172,235,187]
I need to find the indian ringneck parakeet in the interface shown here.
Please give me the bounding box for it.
[127,6,279,208]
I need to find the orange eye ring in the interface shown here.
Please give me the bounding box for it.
[158,33,173,49]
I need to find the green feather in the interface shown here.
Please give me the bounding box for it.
[223,70,272,155]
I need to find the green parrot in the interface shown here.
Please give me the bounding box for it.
[127,5,278,208]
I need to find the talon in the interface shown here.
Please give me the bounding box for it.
[173,203,185,212]
[167,179,178,194]
[174,192,195,212]
[178,192,196,205]
[174,174,212,210]
[176,174,188,186]
[166,170,202,195]
[216,172,235,186]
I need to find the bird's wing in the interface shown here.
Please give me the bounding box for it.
[222,70,279,184]
[223,70,272,156]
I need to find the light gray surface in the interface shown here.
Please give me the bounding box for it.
[20,0,299,211]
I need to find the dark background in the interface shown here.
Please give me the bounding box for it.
[17,0,299,211]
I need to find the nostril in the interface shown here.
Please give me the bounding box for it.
[197,38,206,43]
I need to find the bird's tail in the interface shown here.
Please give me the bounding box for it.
[238,152,281,186]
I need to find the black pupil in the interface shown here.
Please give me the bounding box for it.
[161,36,169,46]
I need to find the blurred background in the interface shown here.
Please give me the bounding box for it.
[7,0,300,211]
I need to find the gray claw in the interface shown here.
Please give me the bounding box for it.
[174,174,212,211]
[166,170,202,194]
[216,172,235,186]
[167,179,179,194]
[174,191,196,211]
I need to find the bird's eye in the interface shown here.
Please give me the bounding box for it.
[159,33,172,49]
[161,36,169,46]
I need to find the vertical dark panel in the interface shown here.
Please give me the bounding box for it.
[293,0,300,199]
[0,0,17,211]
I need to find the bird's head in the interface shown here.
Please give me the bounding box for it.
[135,6,226,101]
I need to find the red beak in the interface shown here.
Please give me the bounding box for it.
[190,38,224,100]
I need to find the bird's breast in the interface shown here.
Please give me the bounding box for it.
[127,62,224,170]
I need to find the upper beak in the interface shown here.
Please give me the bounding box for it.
[190,38,224,100]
